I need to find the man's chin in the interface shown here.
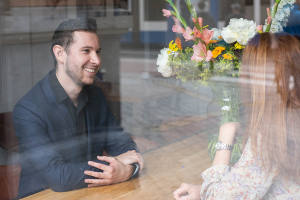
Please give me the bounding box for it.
[82,78,95,86]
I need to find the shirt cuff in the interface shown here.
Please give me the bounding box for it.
[201,164,230,182]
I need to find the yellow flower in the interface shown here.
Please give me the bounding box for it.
[234,42,245,50]
[169,40,179,52]
[212,46,225,58]
[223,53,233,60]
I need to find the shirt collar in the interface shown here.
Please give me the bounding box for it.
[49,69,88,106]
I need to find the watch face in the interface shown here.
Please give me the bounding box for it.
[215,142,222,150]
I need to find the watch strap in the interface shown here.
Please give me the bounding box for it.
[215,141,233,151]
[129,162,140,179]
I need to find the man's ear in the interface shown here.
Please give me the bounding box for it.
[52,45,66,65]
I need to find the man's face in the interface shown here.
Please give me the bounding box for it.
[62,31,101,86]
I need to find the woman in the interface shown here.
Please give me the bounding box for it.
[173,33,300,199]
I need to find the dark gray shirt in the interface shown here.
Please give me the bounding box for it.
[49,70,88,159]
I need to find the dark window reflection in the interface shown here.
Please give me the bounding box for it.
[144,0,165,21]
[114,0,131,16]
[77,0,107,18]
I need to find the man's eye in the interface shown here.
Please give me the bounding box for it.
[83,49,90,53]
[96,48,102,55]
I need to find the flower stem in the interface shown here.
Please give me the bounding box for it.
[197,61,203,71]
[265,0,281,32]
[185,0,197,19]
[209,60,214,71]
[165,0,188,28]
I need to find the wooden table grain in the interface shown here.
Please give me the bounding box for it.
[22,134,211,200]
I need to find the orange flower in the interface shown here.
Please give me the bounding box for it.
[223,53,233,60]
[209,40,218,44]
[175,37,182,50]
[212,46,225,58]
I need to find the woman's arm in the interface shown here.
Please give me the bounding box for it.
[200,123,275,200]
[212,122,240,166]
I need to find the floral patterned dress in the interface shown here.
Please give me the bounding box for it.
[200,140,300,200]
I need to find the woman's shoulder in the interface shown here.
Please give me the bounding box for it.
[265,178,300,200]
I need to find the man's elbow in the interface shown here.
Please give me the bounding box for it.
[49,182,86,192]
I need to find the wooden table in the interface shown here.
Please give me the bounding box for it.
[22,134,211,200]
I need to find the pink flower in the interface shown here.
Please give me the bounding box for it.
[193,17,203,27]
[172,17,185,34]
[193,27,202,38]
[200,28,214,44]
[183,27,194,41]
[266,8,272,25]
[191,43,212,62]
[256,25,263,32]
[162,9,172,18]
[197,17,203,27]
[193,27,214,45]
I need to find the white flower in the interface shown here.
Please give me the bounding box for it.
[264,19,283,33]
[276,11,286,21]
[156,48,172,77]
[270,21,283,32]
[221,106,231,111]
[211,28,222,40]
[221,18,257,45]
[223,98,230,102]
[266,0,295,32]
[281,0,295,5]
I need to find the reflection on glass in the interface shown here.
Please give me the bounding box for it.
[77,0,107,18]
[0,0,299,199]
[114,0,131,16]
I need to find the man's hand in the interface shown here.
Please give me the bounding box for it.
[173,183,201,200]
[115,150,144,170]
[84,156,133,187]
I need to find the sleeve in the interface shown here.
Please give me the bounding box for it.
[13,104,99,192]
[200,140,276,200]
[103,103,138,156]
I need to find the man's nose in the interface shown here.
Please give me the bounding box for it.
[90,52,101,66]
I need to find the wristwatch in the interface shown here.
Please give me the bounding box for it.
[215,141,233,151]
[130,163,140,179]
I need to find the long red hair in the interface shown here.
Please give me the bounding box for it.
[241,33,300,183]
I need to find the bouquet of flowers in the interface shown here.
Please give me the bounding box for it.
[157,0,295,81]
[157,0,296,164]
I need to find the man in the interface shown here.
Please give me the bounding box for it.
[13,18,143,198]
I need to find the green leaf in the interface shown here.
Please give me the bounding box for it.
[185,0,197,19]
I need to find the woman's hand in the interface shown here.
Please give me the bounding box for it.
[173,183,201,200]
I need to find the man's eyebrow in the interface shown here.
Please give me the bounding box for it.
[81,46,101,51]
[81,46,93,49]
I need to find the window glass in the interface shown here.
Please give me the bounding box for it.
[0,0,299,199]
